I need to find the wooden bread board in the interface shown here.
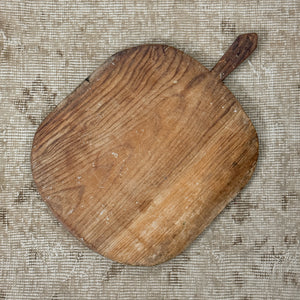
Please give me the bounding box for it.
[31,33,259,265]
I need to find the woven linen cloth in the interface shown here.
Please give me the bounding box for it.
[0,1,299,299]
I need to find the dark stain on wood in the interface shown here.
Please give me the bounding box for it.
[212,33,257,80]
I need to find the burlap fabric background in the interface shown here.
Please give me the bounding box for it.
[0,1,299,299]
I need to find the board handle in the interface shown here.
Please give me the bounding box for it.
[211,33,258,81]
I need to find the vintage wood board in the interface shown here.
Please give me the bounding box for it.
[31,34,259,266]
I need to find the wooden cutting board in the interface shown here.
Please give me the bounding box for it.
[31,33,259,266]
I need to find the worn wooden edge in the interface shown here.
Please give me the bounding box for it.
[211,33,258,81]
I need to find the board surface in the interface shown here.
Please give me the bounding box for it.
[31,41,258,265]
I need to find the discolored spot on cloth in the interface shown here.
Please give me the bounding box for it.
[0,289,5,300]
[28,248,43,263]
[103,262,125,282]
[233,271,244,285]
[251,264,270,279]
[283,271,298,286]
[14,94,29,113]
[14,75,57,125]
[16,191,26,203]
[0,21,13,64]
[230,193,258,224]
[15,181,38,204]
[281,195,288,211]
[51,293,62,300]
[232,211,250,224]
[233,236,243,245]
[254,237,268,250]
[168,266,185,285]
[2,46,11,61]
[56,49,64,57]
[0,208,8,226]
[288,9,296,16]
[281,192,299,211]
[0,20,12,38]
[70,251,84,261]
[0,172,6,191]
[221,18,236,35]
[284,235,297,248]
[76,252,84,261]
[0,38,3,53]
[261,247,284,265]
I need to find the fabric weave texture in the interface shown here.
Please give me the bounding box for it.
[0,1,299,299]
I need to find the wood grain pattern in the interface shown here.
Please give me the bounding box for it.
[31,34,258,266]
